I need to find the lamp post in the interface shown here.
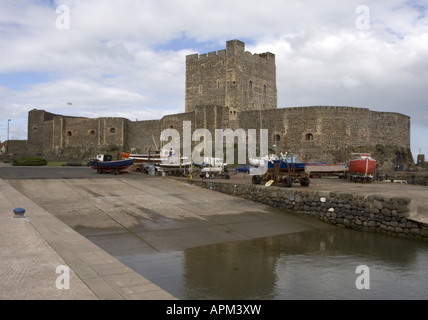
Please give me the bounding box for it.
[7,119,11,154]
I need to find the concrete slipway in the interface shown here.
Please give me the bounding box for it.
[1,166,427,300]
[0,173,329,300]
[0,177,176,300]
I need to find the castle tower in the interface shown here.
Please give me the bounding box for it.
[185,40,277,115]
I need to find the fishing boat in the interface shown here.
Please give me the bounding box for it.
[250,153,306,172]
[305,163,348,178]
[121,151,163,164]
[348,153,377,175]
[89,154,134,175]
[249,154,279,167]
[347,153,377,182]
[268,154,306,172]
[157,149,192,168]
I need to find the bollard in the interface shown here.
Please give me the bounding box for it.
[13,207,26,219]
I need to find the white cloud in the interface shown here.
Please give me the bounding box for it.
[0,0,427,160]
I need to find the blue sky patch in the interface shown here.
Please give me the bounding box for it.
[0,71,53,91]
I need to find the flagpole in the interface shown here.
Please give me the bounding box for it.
[67,102,72,116]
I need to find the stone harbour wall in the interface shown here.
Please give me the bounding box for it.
[187,180,428,241]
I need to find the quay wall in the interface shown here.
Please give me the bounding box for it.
[187,180,428,241]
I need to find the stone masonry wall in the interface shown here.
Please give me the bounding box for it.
[186,40,277,113]
[24,105,411,168]
[237,106,411,168]
[187,180,428,241]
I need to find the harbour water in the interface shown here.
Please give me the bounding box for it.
[110,215,428,300]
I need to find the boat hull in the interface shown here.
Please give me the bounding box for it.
[267,160,306,172]
[121,152,163,164]
[305,164,348,173]
[348,158,377,175]
[89,159,134,170]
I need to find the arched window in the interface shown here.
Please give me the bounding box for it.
[66,131,72,137]
[110,128,116,134]
[249,81,253,92]
[264,85,267,94]
[305,133,314,141]
[88,130,96,136]
[274,134,281,142]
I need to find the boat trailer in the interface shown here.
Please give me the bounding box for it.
[347,172,375,183]
[251,160,310,188]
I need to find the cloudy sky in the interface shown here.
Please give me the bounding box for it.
[0,0,427,161]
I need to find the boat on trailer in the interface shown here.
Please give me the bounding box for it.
[89,154,134,175]
[305,163,348,178]
[121,151,163,164]
[347,153,377,182]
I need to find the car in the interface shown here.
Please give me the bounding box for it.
[235,164,251,174]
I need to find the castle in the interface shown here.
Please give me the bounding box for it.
[11,40,413,169]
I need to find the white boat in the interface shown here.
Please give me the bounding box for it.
[157,148,192,169]
[249,154,279,166]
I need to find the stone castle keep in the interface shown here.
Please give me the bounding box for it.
[16,40,413,169]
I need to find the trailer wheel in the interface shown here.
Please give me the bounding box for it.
[112,168,118,175]
[97,169,103,174]
[224,174,230,180]
[205,172,211,179]
[282,177,293,188]
[300,177,310,187]
[252,175,262,185]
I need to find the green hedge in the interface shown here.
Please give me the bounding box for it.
[12,157,48,166]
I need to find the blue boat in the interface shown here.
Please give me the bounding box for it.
[267,155,306,172]
[89,154,134,175]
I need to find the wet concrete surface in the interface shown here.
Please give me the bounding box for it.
[2,166,428,299]
[6,174,331,255]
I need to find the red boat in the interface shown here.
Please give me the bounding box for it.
[347,153,377,183]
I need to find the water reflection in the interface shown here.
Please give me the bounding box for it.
[181,228,428,300]
[94,213,428,300]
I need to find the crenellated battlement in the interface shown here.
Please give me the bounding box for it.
[186,49,227,61]
[186,40,277,113]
